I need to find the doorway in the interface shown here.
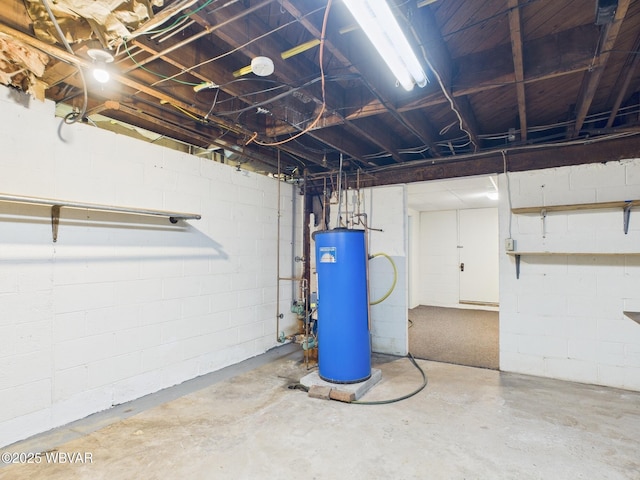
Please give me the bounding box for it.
[407,175,501,369]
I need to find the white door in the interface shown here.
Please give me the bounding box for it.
[458,208,499,305]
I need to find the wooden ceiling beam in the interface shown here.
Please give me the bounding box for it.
[508,0,527,141]
[278,0,440,156]
[399,24,600,115]
[347,134,640,188]
[344,120,403,163]
[119,0,275,74]
[195,12,378,166]
[410,5,481,151]
[606,31,640,128]
[570,0,631,137]
[114,29,334,169]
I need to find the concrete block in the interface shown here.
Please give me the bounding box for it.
[162,275,202,300]
[141,343,183,371]
[85,305,140,335]
[300,368,382,401]
[209,292,238,313]
[181,295,211,319]
[598,319,640,344]
[596,364,627,389]
[14,319,51,355]
[308,385,332,400]
[568,339,598,361]
[114,325,162,356]
[1,291,52,325]
[52,365,88,402]
[87,352,142,389]
[54,333,115,370]
[624,159,640,185]
[238,320,265,343]
[0,409,51,450]
[499,351,545,375]
[50,386,112,430]
[570,163,626,189]
[544,357,597,384]
[54,282,115,314]
[161,318,199,344]
[596,341,626,367]
[0,379,51,423]
[177,172,211,195]
[517,293,567,316]
[517,334,568,358]
[236,185,264,207]
[0,351,50,390]
[139,298,181,325]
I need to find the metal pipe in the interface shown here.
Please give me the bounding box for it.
[276,150,282,342]
[0,194,201,221]
[336,153,343,228]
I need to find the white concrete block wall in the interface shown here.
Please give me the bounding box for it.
[499,159,640,391]
[408,210,421,309]
[0,86,300,447]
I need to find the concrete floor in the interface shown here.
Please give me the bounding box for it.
[1,345,639,479]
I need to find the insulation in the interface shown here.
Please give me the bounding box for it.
[23,0,163,48]
[0,33,49,99]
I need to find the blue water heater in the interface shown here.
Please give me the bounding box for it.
[314,228,371,383]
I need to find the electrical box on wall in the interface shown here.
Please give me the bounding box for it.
[505,238,515,251]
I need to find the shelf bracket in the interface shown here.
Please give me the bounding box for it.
[515,254,521,279]
[624,202,632,234]
[540,208,547,239]
[51,205,61,243]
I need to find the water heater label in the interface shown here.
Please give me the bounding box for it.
[319,246,337,263]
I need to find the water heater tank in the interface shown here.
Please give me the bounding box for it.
[314,228,371,383]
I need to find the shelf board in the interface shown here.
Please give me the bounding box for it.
[512,200,639,215]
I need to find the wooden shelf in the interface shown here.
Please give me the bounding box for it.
[509,200,639,278]
[512,200,639,214]
[0,193,201,242]
[506,251,640,279]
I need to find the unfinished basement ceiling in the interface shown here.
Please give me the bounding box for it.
[1,0,640,192]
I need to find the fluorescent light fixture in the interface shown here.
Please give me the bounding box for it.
[342,0,427,91]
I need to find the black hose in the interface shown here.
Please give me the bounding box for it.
[351,353,427,405]
[289,353,428,404]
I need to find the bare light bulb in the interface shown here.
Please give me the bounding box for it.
[93,62,110,83]
[87,48,114,84]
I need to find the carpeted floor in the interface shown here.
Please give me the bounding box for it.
[408,305,499,370]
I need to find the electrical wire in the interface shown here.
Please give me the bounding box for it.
[156,6,326,88]
[41,0,88,124]
[248,0,333,148]
[122,38,200,86]
[196,74,357,117]
[143,0,216,36]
